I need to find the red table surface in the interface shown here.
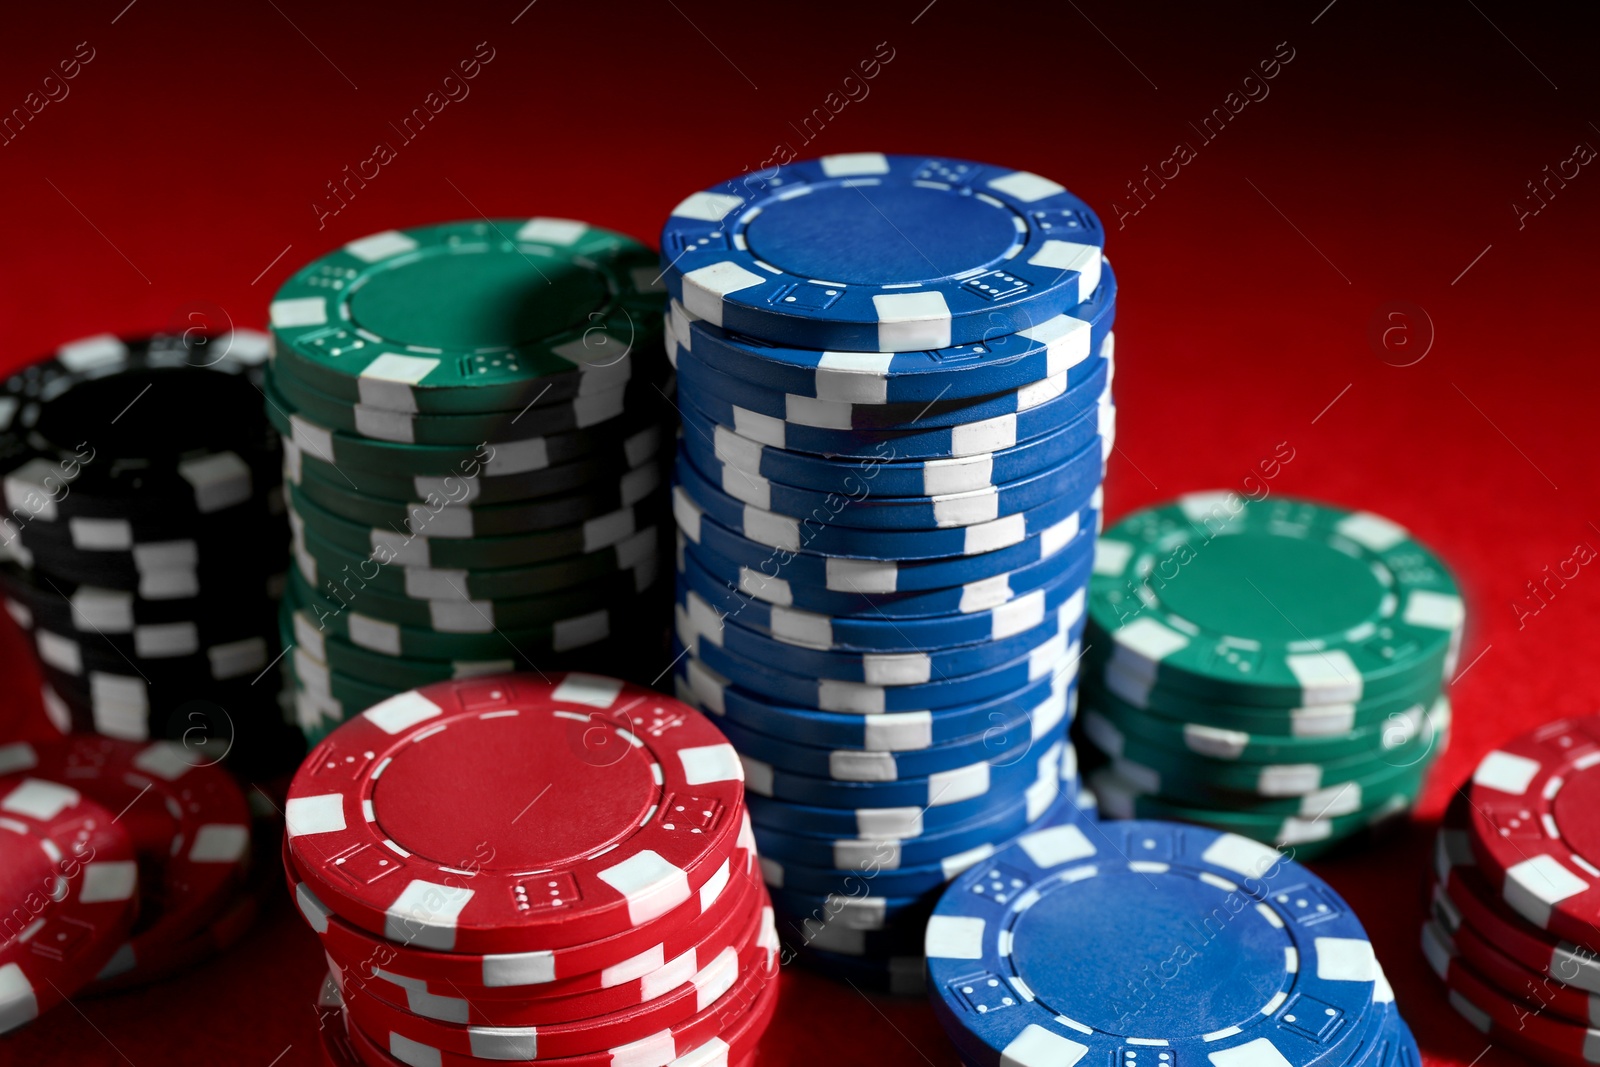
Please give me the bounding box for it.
[2,1,1596,1064]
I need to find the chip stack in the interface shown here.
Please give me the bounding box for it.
[264,220,673,744]
[283,673,777,1067]
[1426,716,1600,1065]
[657,153,1113,988]
[0,331,289,767]
[0,735,265,1033]
[925,818,1422,1067]
[1081,493,1463,857]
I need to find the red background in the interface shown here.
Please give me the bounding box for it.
[2,1,1597,1064]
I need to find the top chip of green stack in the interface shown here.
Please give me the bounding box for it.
[1088,491,1463,707]
[268,219,664,415]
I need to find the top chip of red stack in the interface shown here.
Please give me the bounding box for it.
[284,672,746,955]
[1465,714,1600,950]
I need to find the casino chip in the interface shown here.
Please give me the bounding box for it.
[1423,731,1600,1065]
[266,220,675,736]
[660,153,1110,986]
[0,332,292,773]
[925,818,1420,1067]
[284,673,777,1065]
[0,774,140,1033]
[1076,493,1460,852]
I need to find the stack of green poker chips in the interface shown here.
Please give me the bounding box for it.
[1081,491,1464,858]
[264,219,673,742]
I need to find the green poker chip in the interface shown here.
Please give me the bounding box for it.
[268,359,665,446]
[1079,683,1435,766]
[1088,763,1425,859]
[290,449,662,538]
[268,219,665,415]
[1088,492,1463,707]
[265,369,652,477]
[290,513,659,603]
[287,481,649,569]
[1084,695,1443,797]
[280,602,507,693]
[281,423,662,507]
[1091,658,1443,735]
[1104,695,1448,815]
[284,580,618,662]
[286,563,655,637]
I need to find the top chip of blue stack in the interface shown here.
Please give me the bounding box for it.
[660,153,1105,353]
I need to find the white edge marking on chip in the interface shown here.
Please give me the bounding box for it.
[682,262,765,326]
[516,217,587,245]
[671,192,745,223]
[599,849,691,925]
[923,915,985,960]
[873,292,951,352]
[820,153,890,176]
[678,744,743,785]
[1001,1024,1090,1067]
[1471,749,1541,795]
[363,691,444,735]
[1017,824,1096,868]
[552,673,624,708]
[1313,937,1376,983]
[284,793,348,838]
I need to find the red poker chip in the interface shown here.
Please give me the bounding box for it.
[344,946,779,1067]
[285,673,746,954]
[0,775,140,1034]
[1434,791,1600,995]
[288,815,760,1004]
[1423,918,1600,1067]
[339,901,776,1062]
[1444,898,1600,1027]
[336,871,768,1026]
[1465,715,1600,949]
[3,737,253,991]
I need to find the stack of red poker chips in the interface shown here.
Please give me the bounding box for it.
[1423,716,1600,1066]
[1,734,262,1033]
[284,672,778,1067]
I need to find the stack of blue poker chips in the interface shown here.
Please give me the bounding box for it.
[659,152,1115,990]
[924,818,1422,1067]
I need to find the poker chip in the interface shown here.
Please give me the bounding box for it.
[268,220,674,723]
[0,332,289,767]
[0,775,140,1033]
[1089,493,1463,707]
[0,737,251,992]
[925,819,1387,1067]
[336,906,777,1063]
[1076,493,1459,850]
[660,153,1104,352]
[285,674,745,953]
[1423,919,1600,1066]
[1432,792,1600,995]
[1463,714,1600,947]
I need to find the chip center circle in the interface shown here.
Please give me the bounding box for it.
[1156,533,1382,642]
[1009,869,1290,1035]
[744,185,1017,286]
[1551,759,1600,869]
[371,712,659,872]
[348,247,608,352]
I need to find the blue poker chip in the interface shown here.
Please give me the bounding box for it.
[665,260,1115,404]
[676,581,1084,683]
[708,689,1060,785]
[674,329,1111,434]
[676,348,1109,461]
[676,653,1077,753]
[675,487,1100,593]
[677,538,1092,651]
[680,422,1106,532]
[754,771,1072,869]
[661,153,1105,353]
[740,717,1070,811]
[676,381,1110,499]
[760,783,1081,899]
[678,527,1094,621]
[673,450,1100,561]
[743,738,1076,836]
[678,612,1084,712]
[924,819,1381,1067]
